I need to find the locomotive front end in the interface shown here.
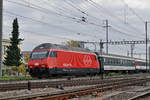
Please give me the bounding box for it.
[28,50,49,77]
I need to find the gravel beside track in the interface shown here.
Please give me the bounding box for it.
[0,85,96,100]
[90,83,150,100]
[0,73,149,100]
[0,78,149,100]
[0,73,147,83]
[0,73,147,92]
[0,76,139,92]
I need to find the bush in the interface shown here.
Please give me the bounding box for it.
[107,72,120,76]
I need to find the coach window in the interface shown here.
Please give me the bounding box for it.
[106,58,109,64]
[107,58,110,64]
[111,58,113,64]
[116,59,119,64]
[119,59,121,65]
[124,60,125,65]
[49,51,57,57]
[106,58,108,64]
[120,59,123,65]
[128,60,131,66]
[127,61,129,66]
[115,59,117,64]
[110,58,113,64]
[123,60,126,65]
[113,59,116,64]
[108,58,110,64]
[132,61,134,66]
[126,60,129,66]
[109,58,112,64]
[129,61,131,66]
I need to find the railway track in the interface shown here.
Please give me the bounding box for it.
[0,73,148,92]
[0,73,146,83]
[1,78,149,100]
[0,77,137,92]
[129,91,150,100]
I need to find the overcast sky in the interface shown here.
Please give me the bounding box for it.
[3,0,150,58]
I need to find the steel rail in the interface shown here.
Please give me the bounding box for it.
[36,79,150,100]
[0,77,137,92]
[1,78,149,100]
[129,91,150,100]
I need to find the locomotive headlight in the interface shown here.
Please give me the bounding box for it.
[29,66,32,68]
[41,65,46,68]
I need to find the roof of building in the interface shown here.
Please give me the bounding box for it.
[2,39,11,43]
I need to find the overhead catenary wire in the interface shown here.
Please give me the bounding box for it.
[6,0,145,40]
[63,0,145,39]
[4,0,146,44]
[3,0,148,58]
[63,0,88,16]
[23,0,142,40]
[4,10,105,41]
[62,0,144,39]
[46,0,144,40]
[24,0,82,19]
[121,0,145,23]
[110,27,144,39]
[5,0,108,37]
[65,0,145,39]
[63,0,105,26]
[4,24,74,40]
[5,0,80,20]
[86,0,144,35]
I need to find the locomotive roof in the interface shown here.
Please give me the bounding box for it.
[33,43,91,53]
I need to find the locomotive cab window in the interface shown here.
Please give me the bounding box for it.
[30,51,49,59]
[49,51,57,57]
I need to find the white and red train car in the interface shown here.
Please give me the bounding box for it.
[28,43,148,78]
[101,54,147,73]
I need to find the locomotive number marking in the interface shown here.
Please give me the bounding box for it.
[63,64,72,67]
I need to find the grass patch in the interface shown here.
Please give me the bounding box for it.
[107,72,121,76]
[0,76,34,81]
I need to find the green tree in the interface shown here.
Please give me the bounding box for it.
[24,55,29,64]
[4,18,23,66]
[66,40,81,47]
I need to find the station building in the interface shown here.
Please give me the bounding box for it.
[2,39,11,62]
[2,39,22,66]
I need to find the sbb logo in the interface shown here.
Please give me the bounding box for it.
[83,55,92,66]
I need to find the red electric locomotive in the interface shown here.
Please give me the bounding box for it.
[28,43,100,77]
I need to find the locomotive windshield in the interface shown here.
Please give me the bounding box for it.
[30,51,48,59]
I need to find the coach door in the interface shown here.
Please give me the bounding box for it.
[99,57,104,74]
